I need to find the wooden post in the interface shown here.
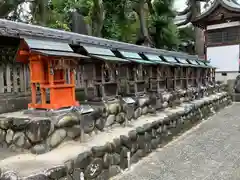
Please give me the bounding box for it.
[157,66,160,92]
[19,64,25,92]
[93,64,97,97]
[134,65,138,95]
[12,65,18,93]
[6,64,11,93]
[126,66,130,94]
[101,63,105,98]
[173,67,176,90]
[0,65,4,93]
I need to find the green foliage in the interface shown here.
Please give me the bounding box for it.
[102,0,139,42]
[1,0,186,51]
[150,0,180,49]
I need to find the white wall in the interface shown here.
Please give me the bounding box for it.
[215,72,239,84]
[207,45,239,72]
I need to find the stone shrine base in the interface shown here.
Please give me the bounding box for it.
[0,92,232,180]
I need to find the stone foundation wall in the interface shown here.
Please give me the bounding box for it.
[0,95,155,154]
[0,86,225,155]
[0,92,232,180]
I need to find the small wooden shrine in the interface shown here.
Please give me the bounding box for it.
[75,44,129,101]
[16,38,88,110]
[117,50,155,96]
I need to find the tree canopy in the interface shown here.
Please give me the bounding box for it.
[0,0,193,51]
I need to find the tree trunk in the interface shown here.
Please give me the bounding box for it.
[39,0,47,26]
[91,0,105,37]
[134,0,152,46]
[192,0,205,58]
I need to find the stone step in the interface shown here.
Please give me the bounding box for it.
[0,92,230,179]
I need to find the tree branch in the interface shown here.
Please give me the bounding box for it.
[0,0,26,17]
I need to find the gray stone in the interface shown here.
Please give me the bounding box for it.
[138,98,149,107]
[56,113,79,128]
[92,146,107,157]
[5,129,14,144]
[143,142,152,154]
[128,130,137,141]
[108,165,121,178]
[81,114,95,134]
[0,117,12,130]
[105,115,116,127]
[0,141,7,148]
[72,168,83,180]
[45,166,67,179]
[107,103,120,114]
[115,113,125,124]
[111,138,122,154]
[151,139,159,149]
[8,144,24,153]
[130,143,139,153]
[95,170,109,180]
[112,153,121,165]
[25,119,51,143]
[142,106,148,115]
[13,132,31,149]
[103,153,114,168]
[1,171,18,180]
[119,158,128,169]
[64,160,74,174]
[131,151,141,164]
[31,143,48,154]
[234,75,240,93]
[120,135,131,149]
[0,129,6,143]
[84,158,103,179]
[120,146,130,158]
[75,151,92,169]
[11,118,30,131]
[104,142,114,153]
[136,127,145,135]
[95,118,105,131]
[66,125,81,139]
[123,104,134,120]
[48,129,67,148]
[137,135,147,149]
[162,101,168,108]
[134,108,141,119]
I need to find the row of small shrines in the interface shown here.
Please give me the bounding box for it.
[0,36,215,109]
[14,39,216,108]
[71,54,215,102]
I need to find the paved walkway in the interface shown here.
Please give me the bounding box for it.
[114,103,240,180]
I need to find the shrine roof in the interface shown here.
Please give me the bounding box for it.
[0,18,214,68]
[32,49,89,59]
[192,0,240,24]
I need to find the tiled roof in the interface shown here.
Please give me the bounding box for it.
[174,0,240,25]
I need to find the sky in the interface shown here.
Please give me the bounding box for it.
[174,0,187,11]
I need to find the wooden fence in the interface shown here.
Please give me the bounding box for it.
[0,63,92,95]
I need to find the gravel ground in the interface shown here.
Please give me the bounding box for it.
[0,147,18,160]
[113,103,240,180]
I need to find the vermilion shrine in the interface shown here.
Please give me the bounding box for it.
[16,39,86,110]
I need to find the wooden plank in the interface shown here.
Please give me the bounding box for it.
[19,64,25,92]
[0,65,4,93]
[12,65,19,93]
[77,66,82,88]
[5,64,12,92]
